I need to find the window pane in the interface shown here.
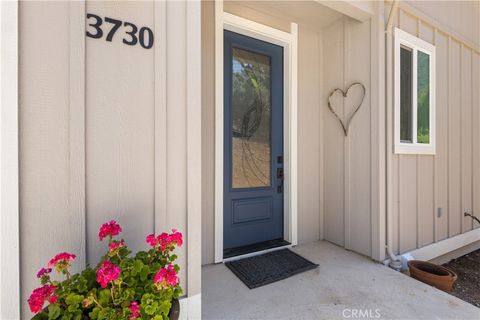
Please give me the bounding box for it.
[231,47,271,188]
[400,46,413,143]
[417,51,430,144]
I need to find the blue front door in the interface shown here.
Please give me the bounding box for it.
[224,30,284,252]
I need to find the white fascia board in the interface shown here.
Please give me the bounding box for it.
[317,0,374,22]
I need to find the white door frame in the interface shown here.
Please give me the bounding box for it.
[214,2,298,263]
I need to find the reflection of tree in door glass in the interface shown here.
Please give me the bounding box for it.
[231,47,271,188]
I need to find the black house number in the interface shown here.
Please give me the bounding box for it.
[86,13,154,49]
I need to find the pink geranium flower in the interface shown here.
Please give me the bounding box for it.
[129,301,141,319]
[156,232,170,251]
[170,229,183,247]
[153,264,179,288]
[146,233,156,247]
[98,220,122,241]
[96,260,121,288]
[36,267,52,278]
[48,252,76,272]
[146,229,183,252]
[28,284,57,313]
[109,240,125,252]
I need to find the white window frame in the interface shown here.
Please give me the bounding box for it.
[394,27,436,155]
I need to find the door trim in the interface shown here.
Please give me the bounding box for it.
[0,1,20,316]
[214,3,298,263]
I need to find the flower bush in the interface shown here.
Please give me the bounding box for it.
[29,220,183,320]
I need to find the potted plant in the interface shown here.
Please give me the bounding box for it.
[28,220,183,320]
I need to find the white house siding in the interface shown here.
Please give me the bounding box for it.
[85,0,156,266]
[19,2,85,318]
[322,17,374,258]
[389,3,480,254]
[19,1,201,317]
[406,1,480,48]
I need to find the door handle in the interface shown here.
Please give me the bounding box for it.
[277,168,284,193]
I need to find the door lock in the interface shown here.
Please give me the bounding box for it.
[277,168,284,179]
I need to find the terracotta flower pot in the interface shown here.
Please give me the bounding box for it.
[407,260,457,292]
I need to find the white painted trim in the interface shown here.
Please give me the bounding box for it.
[186,0,202,298]
[343,19,351,250]
[394,27,436,155]
[214,0,225,263]
[318,29,325,242]
[288,23,298,247]
[389,228,480,268]
[371,0,386,261]
[68,0,87,271]
[317,0,374,22]
[179,294,201,320]
[154,0,167,234]
[214,4,298,263]
[0,1,20,318]
[222,12,294,44]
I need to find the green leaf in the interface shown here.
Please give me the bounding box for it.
[98,289,112,306]
[65,293,84,306]
[75,277,88,293]
[139,265,150,281]
[133,259,144,274]
[159,300,171,315]
[47,304,61,319]
[89,307,101,319]
[144,305,157,315]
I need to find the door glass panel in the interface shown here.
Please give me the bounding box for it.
[417,50,430,144]
[231,47,271,189]
[400,46,413,143]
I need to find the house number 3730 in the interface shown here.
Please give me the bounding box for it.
[86,13,154,49]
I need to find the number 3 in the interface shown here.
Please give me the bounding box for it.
[86,13,103,39]
[122,22,138,46]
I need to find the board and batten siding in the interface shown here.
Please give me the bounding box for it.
[390,7,480,255]
[19,1,201,317]
[322,16,374,258]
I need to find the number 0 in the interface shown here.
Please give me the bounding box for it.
[139,27,154,49]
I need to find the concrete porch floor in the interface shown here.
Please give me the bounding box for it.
[202,241,479,319]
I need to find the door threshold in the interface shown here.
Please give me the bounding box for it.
[223,239,291,262]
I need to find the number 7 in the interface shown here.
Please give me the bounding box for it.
[104,17,122,42]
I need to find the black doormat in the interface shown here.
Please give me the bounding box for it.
[225,249,318,289]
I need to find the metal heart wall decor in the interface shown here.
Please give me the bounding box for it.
[327,82,366,136]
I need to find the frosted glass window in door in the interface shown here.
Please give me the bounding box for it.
[231,47,272,188]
